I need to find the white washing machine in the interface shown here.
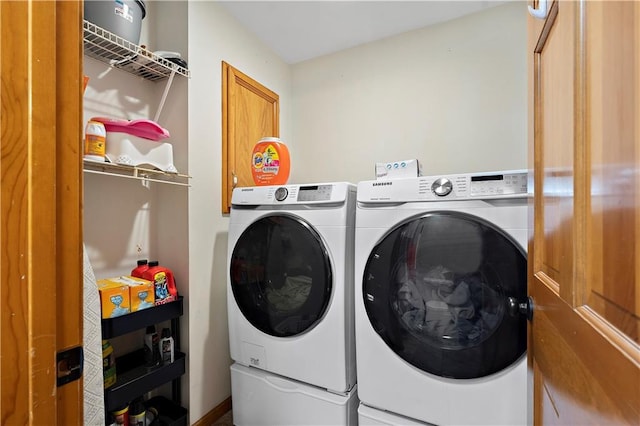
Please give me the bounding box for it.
[227,182,358,424]
[354,170,531,426]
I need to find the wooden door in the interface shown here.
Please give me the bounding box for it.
[222,61,279,214]
[1,1,83,424]
[529,0,640,424]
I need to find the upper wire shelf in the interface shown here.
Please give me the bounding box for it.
[83,20,190,81]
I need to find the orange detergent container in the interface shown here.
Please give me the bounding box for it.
[251,137,290,186]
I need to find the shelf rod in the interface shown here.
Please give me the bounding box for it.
[84,169,190,187]
[154,68,177,123]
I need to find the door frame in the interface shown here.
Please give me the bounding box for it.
[1,0,83,423]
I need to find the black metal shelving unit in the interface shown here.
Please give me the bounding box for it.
[102,296,186,424]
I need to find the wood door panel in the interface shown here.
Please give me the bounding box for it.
[529,0,640,424]
[586,0,640,344]
[535,0,575,299]
[222,62,279,214]
[532,281,639,424]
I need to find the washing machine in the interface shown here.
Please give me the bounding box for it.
[354,170,531,426]
[227,182,358,424]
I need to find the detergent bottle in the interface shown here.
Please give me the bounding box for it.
[251,137,290,186]
[142,261,178,305]
[84,120,107,162]
[131,259,149,278]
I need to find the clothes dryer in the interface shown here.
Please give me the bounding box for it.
[228,182,357,394]
[354,170,531,425]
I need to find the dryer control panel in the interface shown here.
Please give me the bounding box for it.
[357,170,528,203]
[469,172,528,197]
[232,182,355,206]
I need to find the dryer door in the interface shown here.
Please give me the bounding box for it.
[363,211,527,379]
[230,214,333,337]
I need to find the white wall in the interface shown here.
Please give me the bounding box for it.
[290,2,527,184]
[186,1,292,421]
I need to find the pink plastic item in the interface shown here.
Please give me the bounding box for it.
[91,117,170,141]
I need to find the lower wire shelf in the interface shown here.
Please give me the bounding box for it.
[105,349,186,410]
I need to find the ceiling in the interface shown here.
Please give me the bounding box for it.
[217,1,509,64]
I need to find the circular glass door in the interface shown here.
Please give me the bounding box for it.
[230,214,332,337]
[363,211,527,379]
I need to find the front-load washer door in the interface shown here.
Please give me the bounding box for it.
[363,211,527,379]
[230,214,333,338]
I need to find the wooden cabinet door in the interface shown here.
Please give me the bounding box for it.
[222,62,279,214]
[1,0,83,424]
[529,0,639,424]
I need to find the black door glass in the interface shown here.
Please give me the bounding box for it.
[363,211,527,379]
[230,215,332,337]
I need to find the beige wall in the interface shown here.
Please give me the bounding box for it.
[84,1,526,423]
[290,2,527,184]
[187,1,293,421]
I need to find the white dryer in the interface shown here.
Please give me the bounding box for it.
[355,170,531,426]
[227,182,358,423]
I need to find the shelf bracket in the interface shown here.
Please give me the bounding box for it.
[154,68,177,123]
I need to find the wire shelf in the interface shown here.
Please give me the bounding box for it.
[83,160,191,187]
[83,20,190,81]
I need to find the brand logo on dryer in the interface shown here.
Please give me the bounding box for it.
[240,188,254,192]
[372,181,393,187]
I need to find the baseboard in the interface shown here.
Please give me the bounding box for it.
[192,396,232,426]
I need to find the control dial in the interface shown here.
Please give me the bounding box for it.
[274,187,288,201]
[431,178,453,197]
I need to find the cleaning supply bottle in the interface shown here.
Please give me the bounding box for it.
[84,120,107,162]
[102,340,117,389]
[143,325,161,369]
[251,137,290,185]
[159,327,175,364]
[128,397,146,426]
[131,259,149,278]
[111,404,130,426]
[142,261,178,305]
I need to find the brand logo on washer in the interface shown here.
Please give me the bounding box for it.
[372,181,393,187]
[240,188,254,192]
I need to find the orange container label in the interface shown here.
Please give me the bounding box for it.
[251,138,290,185]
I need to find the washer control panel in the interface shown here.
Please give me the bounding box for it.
[357,170,528,202]
[231,182,352,206]
[469,172,528,197]
[296,184,333,202]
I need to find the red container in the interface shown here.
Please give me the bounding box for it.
[142,262,178,305]
[131,259,149,278]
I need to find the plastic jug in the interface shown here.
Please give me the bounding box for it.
[142,261,178,305]
[84,120,107,162]
[131,259,149,278]
[251,137,290,185]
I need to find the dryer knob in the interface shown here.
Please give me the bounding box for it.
[431,178,453,197]
[274,187,288,201]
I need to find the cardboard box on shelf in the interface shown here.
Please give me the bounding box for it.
[97,278,131,319]
[124,276,155,312]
